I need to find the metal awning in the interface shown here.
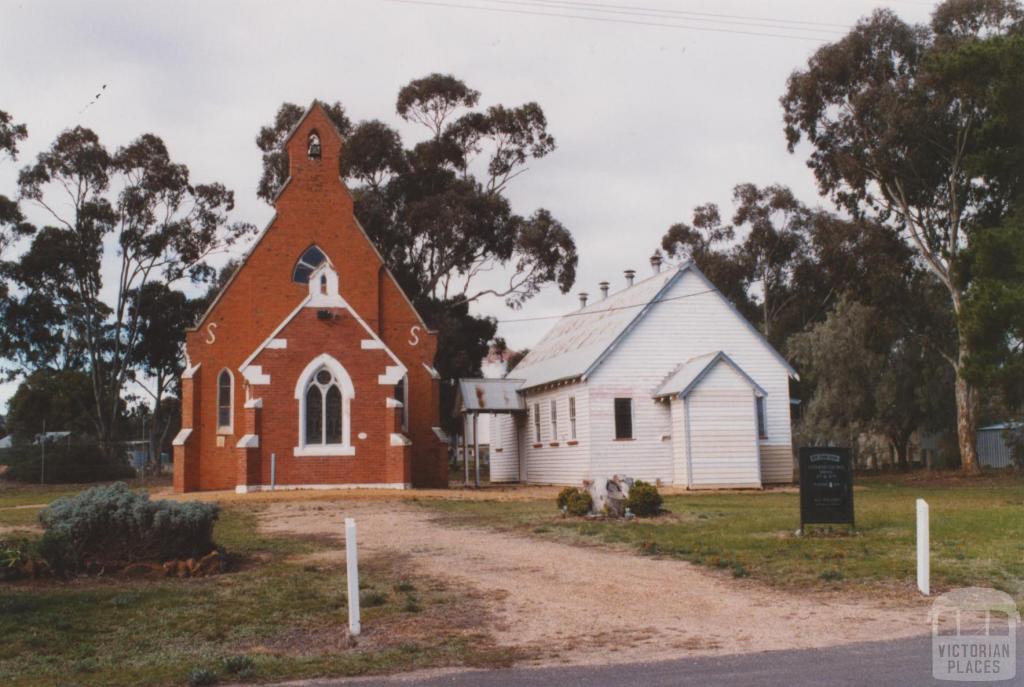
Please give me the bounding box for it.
[453,378,526,415]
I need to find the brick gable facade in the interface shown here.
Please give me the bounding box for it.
[173,103,448,492]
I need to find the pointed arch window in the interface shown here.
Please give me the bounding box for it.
[292,245,327,284]
[295,354,355,456]
[217,369,234,433]
[394,374,408,432]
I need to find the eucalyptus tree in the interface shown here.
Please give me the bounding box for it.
[780,0,1024,473]
[12,128,254,455]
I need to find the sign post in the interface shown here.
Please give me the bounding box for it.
[917,499,929,596]
[345,518,361,636]
[798,447,854,534]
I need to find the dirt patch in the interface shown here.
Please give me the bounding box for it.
[258,499,929,667]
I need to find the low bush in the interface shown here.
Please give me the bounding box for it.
[222,655,254,676]
[360,589,388,607]
[187,667,218,686]
[556,487,592,516]
[556,486,576,510]
[38,483,220,571]
[0,439,135,483]
[626,480,663,517]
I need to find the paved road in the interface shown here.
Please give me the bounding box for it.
[285,634,1023,687]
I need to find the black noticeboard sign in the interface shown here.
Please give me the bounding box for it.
[799,447,854,530]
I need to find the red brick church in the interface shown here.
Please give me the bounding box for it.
[173,102,448,493]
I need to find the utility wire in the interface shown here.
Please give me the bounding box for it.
[473,0,848,34]
[384,0,834,42]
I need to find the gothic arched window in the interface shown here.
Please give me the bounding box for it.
[294,354,355,456]
[307,132,321,159]
[217,369,233,432]
[292,245,327,284]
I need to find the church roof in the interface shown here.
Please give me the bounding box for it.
[510,265,683,390]
[653,351,766,399]
[510,261,797,391]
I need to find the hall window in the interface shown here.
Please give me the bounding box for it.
[756,396,767,439]
[533,403,541,443]
[550,399,558,440]
[614,398,633,440]
[568,396,577,440]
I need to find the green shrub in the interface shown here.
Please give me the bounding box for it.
[564,488,593,516]
[38,483,219,570]
[0,439,135,483]
[626,480,663,517]
[556,486,576,510]
[222,655,254,676]
[187,667,217,686]
[359,589,388,607]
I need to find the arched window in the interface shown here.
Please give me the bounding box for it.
[295,354,355,456]
[292,245,327,284]
[394,374,409,432]
[217,369,233,432]
[307,132,321,159]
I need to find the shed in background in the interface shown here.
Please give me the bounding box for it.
[978,423,1020,469]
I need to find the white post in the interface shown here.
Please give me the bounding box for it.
[345,517,361,635]
[270,452,277,491]
[916,498,929,596]
[473,412,480,488]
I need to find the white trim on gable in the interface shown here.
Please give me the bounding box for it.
[294,354,356,399]
[236,265,405,379]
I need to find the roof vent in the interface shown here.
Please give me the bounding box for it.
[599,281,609,299]
[624,269,636,287]
[578,292,589,308]
[651,253,663,274]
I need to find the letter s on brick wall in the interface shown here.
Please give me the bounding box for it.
[206,322,218,344]
[408,325,420,347]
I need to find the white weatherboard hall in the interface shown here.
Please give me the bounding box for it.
[489,258,798,488]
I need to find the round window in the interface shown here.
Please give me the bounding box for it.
[316,369,332,385]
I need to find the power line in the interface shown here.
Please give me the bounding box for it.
[473,0,848,34]
[497,286,719,323]
[384,0,834,42]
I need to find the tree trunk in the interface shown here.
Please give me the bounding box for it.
[950,286,981,476]
[954,368,981,475]
[892,437,910,472]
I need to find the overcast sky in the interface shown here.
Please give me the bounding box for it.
[0,0,935,410]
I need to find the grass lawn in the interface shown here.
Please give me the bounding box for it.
[0,489,513,687]
[423,474,1024,607]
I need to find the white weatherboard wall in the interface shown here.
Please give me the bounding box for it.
[586,268,793,485]
[520,383,590,485]
[489,414,520,483]
[670,398,689,486]
[685,363,761,487]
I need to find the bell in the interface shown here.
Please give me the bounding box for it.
[307,133,321,160]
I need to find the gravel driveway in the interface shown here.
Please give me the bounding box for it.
[258,498,929,666]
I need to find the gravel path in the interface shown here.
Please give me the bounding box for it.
[259,499,929,666]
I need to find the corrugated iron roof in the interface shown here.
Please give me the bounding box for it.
[653,351,765,399]
[455,378,527,413]
[510,261,798,391]
[511,266,683,389]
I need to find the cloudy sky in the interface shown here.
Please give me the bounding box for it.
[0,0,935,409]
